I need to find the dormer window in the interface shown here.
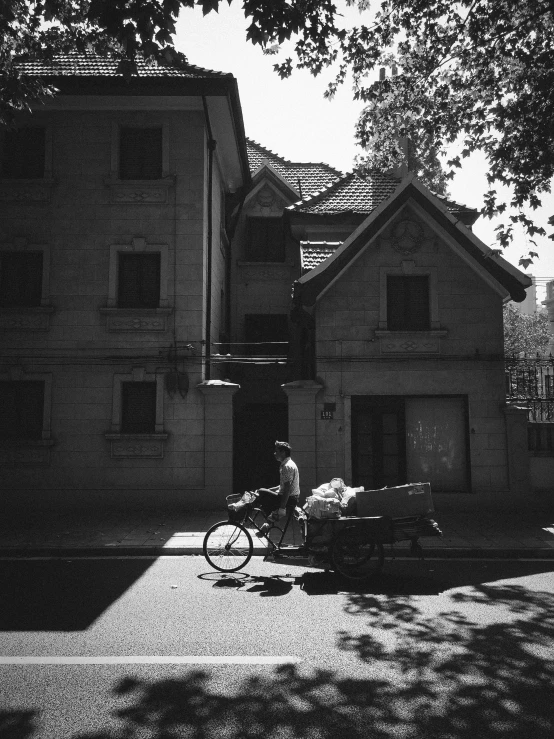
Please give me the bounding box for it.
[245,217,285,262]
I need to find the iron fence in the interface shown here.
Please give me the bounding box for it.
[505,354,554,423]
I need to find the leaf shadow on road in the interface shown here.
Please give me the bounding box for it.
[5,564,548,739]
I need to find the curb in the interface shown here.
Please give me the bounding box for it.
[0,546,553,559]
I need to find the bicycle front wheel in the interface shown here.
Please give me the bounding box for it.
[203,521,253,572]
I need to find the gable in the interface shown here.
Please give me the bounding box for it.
[295,177,530,306]
[321,205,504,306]
[243,178,297,216]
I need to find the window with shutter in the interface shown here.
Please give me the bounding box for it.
[0,252,43,307]
[387,275,430,331]
[0,381,44,440]
[119,127,162,180]
[244,314,289,355]
[1,128,46,179]
[121,382,157,433]
[245,218,285,262]
[118,253,160,308]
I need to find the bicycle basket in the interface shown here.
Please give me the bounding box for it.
[226,492,258,520]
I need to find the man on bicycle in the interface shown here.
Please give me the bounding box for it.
[257,441,300,521]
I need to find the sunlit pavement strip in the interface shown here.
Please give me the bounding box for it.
[0,656,301,665]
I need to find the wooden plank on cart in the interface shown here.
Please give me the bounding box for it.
[355,483,434,518]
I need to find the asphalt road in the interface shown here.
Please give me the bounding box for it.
[1,555,554,739]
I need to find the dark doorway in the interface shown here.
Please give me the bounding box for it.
[352,396,407,490]
[352,395,470,492]
[233,402,288,494]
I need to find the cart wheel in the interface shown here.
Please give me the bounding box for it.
[203,521,253,572]
[330,527,384,580]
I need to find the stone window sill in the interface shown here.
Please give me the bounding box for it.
[0,177,56,203]
[105,433,168,458]
[104,176,175,203]
[0,439,54,467]
[375,329,448,355]
[99,307,172,332]
[0,305,54,331]
[237,260,292,266]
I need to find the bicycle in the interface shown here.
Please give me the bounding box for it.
[202,492,305,573]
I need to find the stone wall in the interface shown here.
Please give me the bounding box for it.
[0,105,230,510]
[297,205,526,508]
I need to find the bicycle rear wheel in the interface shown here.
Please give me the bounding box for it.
[330,527,384,580]
[203,521,253,572]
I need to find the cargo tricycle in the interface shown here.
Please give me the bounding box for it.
[202,486,442,581]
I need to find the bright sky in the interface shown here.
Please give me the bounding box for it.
[175,3,554,304]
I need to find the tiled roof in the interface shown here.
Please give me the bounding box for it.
[301,242,341,272]
[247,139,342,199]
[289,171,400,214]
[15,52,230,79]
[288,170,476,219]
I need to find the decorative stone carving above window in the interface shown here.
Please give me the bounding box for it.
[0,178,56,203]
[99,307,172,332]
[248,185,288,216]
[106,435,166,458]
[0,441,54,468]
[0,306,54,331]
[104,176,175,203]
[374,330,447,354]
[380,218,435,256]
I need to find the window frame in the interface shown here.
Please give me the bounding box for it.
[0,125,52,181]
[118,126,164,181]
[0,380,45,442]
[117,252,161,309]
[0,368,53,467]
[107,238,168,309]
[379,260,441,333]
[378,263,440,331]
[111,122,169,181]
[386,274,431,331]
[0,251,44,308]
[120,380,158,434]
[105,367,167,458]
[100,237,172,332]
[244,216,286,263]
[0,238,53,330]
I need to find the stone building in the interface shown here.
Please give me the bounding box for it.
[0,55,533,512]
[289,176,531,509]
[0,54,250,511]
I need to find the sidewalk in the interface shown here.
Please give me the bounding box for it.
[1,508,554,559]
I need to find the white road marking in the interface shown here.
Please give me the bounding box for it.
[0,655,301,665]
